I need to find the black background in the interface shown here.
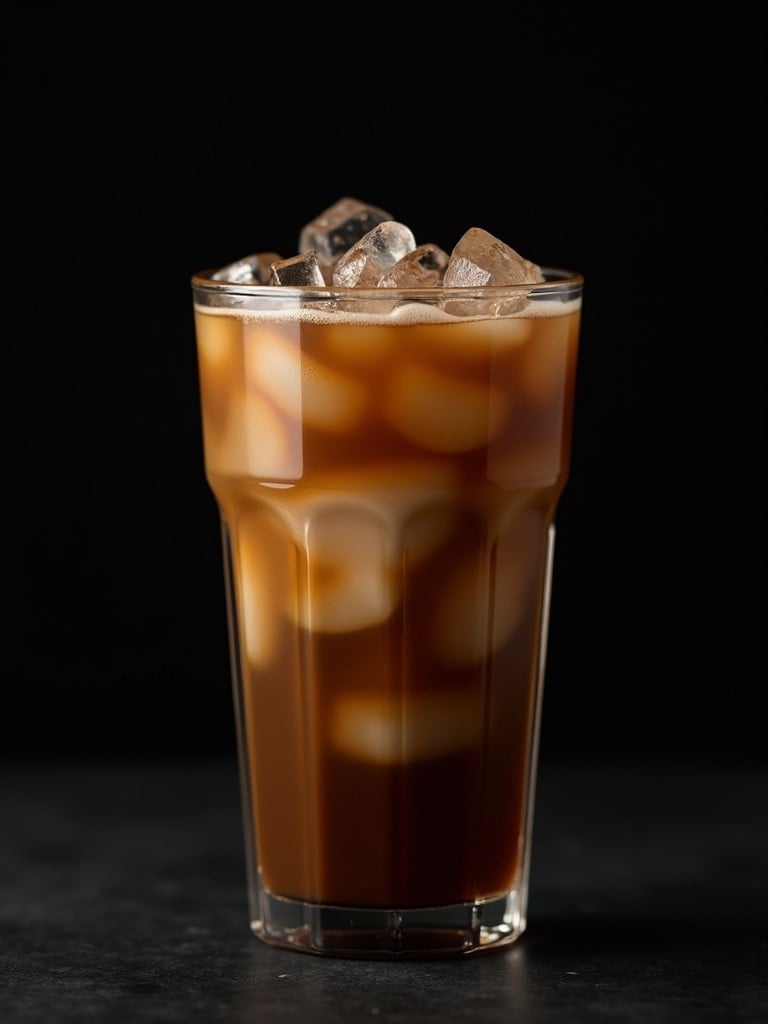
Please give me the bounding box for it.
[6,7,766,766]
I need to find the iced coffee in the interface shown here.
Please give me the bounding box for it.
[191,198,583,958]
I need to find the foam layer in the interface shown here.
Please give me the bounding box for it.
[193,295,581,327]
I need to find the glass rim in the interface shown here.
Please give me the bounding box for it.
[190,265,583,302]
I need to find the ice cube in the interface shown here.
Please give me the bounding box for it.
[290,506,397,633]
[245,326,303,421]
[332,221,417,287]
[204,392,301,480]
[443,227,543,315]
[269,251,326,286]
[298,197,393,266]
[386,362,507,453]
[331,691,482,764]
[263,460,461,564]
[212,252,282,284]
[244,324,366,433]
[378,243,449,288]
[444,228,543,287]
[300,355,367,432]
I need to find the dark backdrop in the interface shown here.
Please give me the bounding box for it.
[6,8,766,764]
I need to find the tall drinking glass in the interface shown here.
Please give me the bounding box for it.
[191,266,583,958]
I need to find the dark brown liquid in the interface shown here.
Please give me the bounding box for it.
[196,303,580,908]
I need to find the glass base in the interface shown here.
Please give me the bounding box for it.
[252,889,526,959]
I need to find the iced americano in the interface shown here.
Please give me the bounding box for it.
[192,198,582,956]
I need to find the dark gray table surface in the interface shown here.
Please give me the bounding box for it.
[1,754,766,1023]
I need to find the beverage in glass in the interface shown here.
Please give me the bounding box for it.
[191,199,583,958]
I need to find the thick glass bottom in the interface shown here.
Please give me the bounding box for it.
[252,889,526,959]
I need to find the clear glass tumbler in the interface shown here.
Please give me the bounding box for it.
[191,270,583,958]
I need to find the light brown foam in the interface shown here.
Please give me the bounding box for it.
[193,296,580,328]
